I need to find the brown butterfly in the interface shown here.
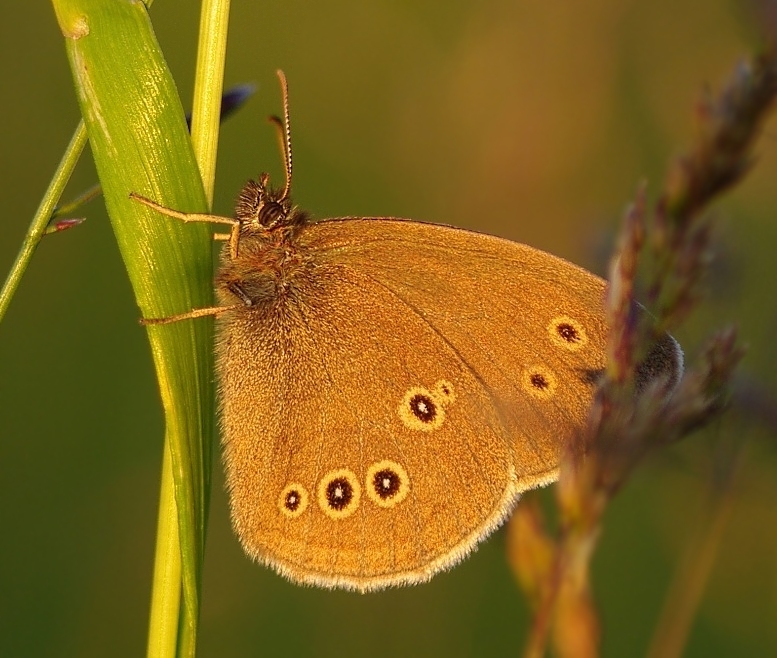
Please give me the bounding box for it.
[131,71,682,592]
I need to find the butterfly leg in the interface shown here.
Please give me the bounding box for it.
[129,192,239,229]
[128,194,245,325]
[129,192,244,258]
[141,303,242,326]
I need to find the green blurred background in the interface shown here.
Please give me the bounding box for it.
[2,1,776,656]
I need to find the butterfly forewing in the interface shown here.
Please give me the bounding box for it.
[303,218,610,479]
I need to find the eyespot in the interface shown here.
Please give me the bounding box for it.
[278,483,309,518]
[365,460,410,508]
[522,365,558,399]
[317,469,361,519]
[433,380,456,404]
[398,386,445,431]
[548,316,588,351]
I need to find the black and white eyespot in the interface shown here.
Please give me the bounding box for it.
[548,315,588,351]
[278,483,309,518]
[398,380,456,432]
[317,469,361,519]
[398,386,444,431]
[433,380,456,404]
[365,460,410,508]
[521,365,559,399]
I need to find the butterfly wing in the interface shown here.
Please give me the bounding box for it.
[218,254,523,591]
[304,217,612,478]
[217,217,675,592]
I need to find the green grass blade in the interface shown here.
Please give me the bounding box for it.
[191,0,232,203]
[0,122,88,324]
[51,1,216,655]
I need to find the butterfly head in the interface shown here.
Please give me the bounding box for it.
[230,70,308,240]
[234,173,304,232]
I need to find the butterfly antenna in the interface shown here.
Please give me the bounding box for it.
[275,69,293,202]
